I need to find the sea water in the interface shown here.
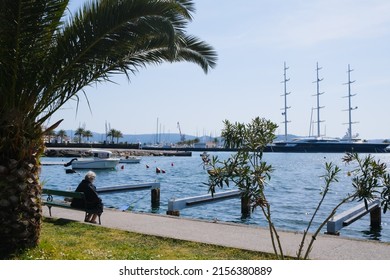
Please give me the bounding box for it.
[40,152,390,242]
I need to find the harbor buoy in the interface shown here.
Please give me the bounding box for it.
[121,165,124,170]
[146,164,150,168]
[171,162,174,166]
[156,167,166,174]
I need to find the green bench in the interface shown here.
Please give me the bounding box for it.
[42,188,102,225]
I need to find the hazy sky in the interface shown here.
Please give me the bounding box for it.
[49,0,390,139]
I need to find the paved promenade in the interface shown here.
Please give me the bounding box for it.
[42,207,390,260]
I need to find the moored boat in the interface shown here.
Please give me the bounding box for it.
[268,137,390,153]
[272,63,390,153]
[65,149,119,169]
[119,156,141,164]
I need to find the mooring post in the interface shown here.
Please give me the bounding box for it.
[166,210,180,216]
[241,196,251,218]
[370,206,381,228]
[151,188,160,208]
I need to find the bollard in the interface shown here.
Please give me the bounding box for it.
[370,206,381,228]
[241,196,251,218]
[151,188,160,208]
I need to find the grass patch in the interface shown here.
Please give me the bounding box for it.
[10,218,279,260]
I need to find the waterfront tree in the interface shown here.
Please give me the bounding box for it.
[0,0,217,257]
[56,130,68,143]
[43,129,57,144]
[74,127,86,144]
[107,128,123,144]
[204,117,282,256]
[84,130,93,143]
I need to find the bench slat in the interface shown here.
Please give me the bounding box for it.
[42,188,84,199]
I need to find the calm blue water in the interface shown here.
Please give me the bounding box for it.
[40,152,390,242]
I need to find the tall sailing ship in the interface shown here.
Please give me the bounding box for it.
[268,63,389,153]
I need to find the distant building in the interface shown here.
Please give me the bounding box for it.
[206,141,217,148]
[193,142,206,149]
[193,142,217,149]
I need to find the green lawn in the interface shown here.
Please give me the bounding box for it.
[10,218,279,260]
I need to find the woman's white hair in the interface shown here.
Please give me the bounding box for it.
[85,171,96,181]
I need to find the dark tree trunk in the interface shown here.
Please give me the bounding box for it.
[0,117,44,258]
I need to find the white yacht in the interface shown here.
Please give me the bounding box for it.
[65,150,119,169]
[119,156,141,164]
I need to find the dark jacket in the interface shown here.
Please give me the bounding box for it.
[71,179,103,214]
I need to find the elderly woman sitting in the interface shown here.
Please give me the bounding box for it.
[71,171,103,223]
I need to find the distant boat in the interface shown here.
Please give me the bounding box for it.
[268,137,390,153]
[65,149,119,169]
[272,63,390,153]
[119,156,141,164]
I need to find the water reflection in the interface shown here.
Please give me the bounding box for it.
[362,225,382,241]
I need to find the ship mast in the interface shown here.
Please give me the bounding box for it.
[343,64,358,142]
[313,62,324,138]
[281,62,291,141]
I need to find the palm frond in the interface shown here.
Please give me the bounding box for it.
[36,0,217,124]
[0,0,217,127]
[0,0,68,110]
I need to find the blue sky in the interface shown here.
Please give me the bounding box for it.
[50,0,390,139]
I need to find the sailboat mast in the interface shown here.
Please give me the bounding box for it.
[156,117,159,144]
[281,62,291,141]
[314,62,324,137]
[343,64,357,142]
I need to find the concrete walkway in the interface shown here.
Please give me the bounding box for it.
[42,207,390,260]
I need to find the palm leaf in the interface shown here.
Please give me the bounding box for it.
[1,0,217,127]
[0,1,64,111]
[33,0,217,125]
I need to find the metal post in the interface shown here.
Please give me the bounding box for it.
[151,188,160,208]
[241,196,251,218]
[370,207,381,228]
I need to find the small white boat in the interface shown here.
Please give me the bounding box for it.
[119,156,141,164]
[65,150,119,169]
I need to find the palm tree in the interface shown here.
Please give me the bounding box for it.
[107,128,115,143]
[74,127,86,144]
[0,0,217,257]
[84,130,93,143]
[114,130,124,144]
[43,129,57,143]
[107,128,123,143]
[56,130,68,143]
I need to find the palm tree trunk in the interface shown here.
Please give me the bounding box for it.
[0,119,44,258]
